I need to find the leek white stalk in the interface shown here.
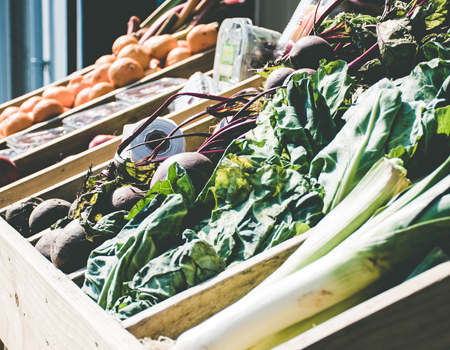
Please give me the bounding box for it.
[248,281,386,350]
[250,157,409,294]
[173,172,450,350]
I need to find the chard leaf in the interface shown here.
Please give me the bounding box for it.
[397,70,450,178]
[395,58,450,103]
[377,18,419,78]
[310,60,355,118]
[386,101,424,161]
[109,230,225,320]
[83,164,195,311]
[287,60,354,158]
[223,89,313,168]
[422,40,450,60]
[310,79,403,213]
[436,105,450,136]
[126,162,195,220]
[84,211,129,240]
[423,0,449,30]
[195,155,323,266]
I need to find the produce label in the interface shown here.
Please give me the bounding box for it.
[219,43,236,85]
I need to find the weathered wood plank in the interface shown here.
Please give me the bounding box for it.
[0,218,146,350]
[273,262,450,350]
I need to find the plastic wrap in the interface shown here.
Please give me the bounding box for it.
[115,78,188,105]
[170,72,219,112]
[63,101,130,130]
[7,127,73,154]
[213,18,281,91]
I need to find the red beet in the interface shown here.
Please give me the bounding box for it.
[289,36,334,70]
[88,135,117,149]
[0,155,19,187]
[150,152,215,196]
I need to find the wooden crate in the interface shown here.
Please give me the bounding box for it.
[2,205,450,350]
[0,75,264,209]
[0,49,216,150]
[0,213,309,350]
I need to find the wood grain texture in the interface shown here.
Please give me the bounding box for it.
[0,49,216,150]
[122,232,311,340]
[0,218,145,350]
[0,138,120,209]
[0,75,264,209]
[273,262,450,350]
[0,65,95,115]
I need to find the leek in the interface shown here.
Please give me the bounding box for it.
[173,166,450,350]
[251,154,450,293]
[405,246,450,281]
[249,157,409,294]
[248,281,387,350]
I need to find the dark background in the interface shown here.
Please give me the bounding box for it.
[77,0,255,71]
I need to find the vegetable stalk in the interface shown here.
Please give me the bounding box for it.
[174,168,450,350]
[249,157,409,294]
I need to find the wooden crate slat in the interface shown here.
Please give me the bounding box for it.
[0,218,146,350]
[0,75,264,209]
[0,49,216,149]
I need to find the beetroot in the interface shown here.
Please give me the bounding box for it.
[29,198,71,235]
[289,36,334,70]
[51,219,111,274]
[35,228,62,261]
[5,197,43,237]
[150,152,215,196]
[0,155,19,187]
[283,68,317,86]
[265,67,295,91]
[110,186,146,212]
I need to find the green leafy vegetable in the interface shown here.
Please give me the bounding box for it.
[83,164,196,311]
[108,230,225,320]
[377,18,419,78]
[310,79,402,212]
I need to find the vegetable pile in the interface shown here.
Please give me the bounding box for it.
[5,0,450,347]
